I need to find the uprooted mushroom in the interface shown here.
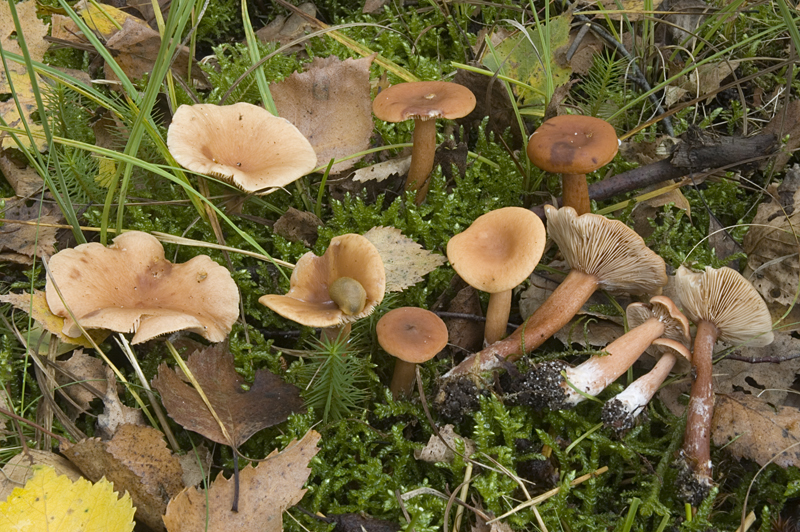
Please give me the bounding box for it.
[45,231,240,344]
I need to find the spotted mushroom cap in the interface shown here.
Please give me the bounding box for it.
[372,81,476,123]
[527,115,619,174]
[626,295,691,346]
[45,231,239,344]
[259,234,386,328]
[675,265,774,347]
[544,205,667,295]
[447,207,546,294]
[167,102,317,193]
[377,307,448,364]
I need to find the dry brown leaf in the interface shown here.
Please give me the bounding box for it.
[273,207,323,247]
[555,30,604,76]
[98,368,145,439]
[55,349,108,419]
[0,450,83,503]
[444,285,483,354]
[743,165,800,309]
[352,156,412,184]
[163,430,321,532]
[256,3,316,45]
[763,100,800,174]
[178,444,212,488]
[0,150,44,196]
[0,199,62,264]
[680,60,740,104]
[272,55,375,173]
[712,392,800,468]
[414,424,475,463]
[453,67,523,149]
[151,344,303,448]
[0,0,49,151]
[62,424,185,531]
[363,226,446,292]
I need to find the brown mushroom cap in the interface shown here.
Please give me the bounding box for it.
[626,295,691,346]
[45,231,239,344]
[377,307,448,363]
[527,115,619,174]
[167,102,317,193]
[446,207,547,293]
[259,234,386,328]
[545,205,667,295]
[651,337,693,372]
[675,265,774,347]
[372,81,476,123]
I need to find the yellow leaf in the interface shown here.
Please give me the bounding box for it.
[0,291,100,347]
[363,226,446,292]
[0,465,136,532]
[77,1,137,39]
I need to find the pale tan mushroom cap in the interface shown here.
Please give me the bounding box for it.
[675,265,774,347]
[167,102,317,193]
[626,295,691,346]
[544,205,667,295]
[259,234,386,328]
[651,337,693,372]
[377,307,448,363]
[372,81,476,122]
[45,231,239,344]
[447,207,546,293]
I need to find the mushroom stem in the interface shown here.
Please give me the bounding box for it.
[321,323,352,344]
[390,359,418,398]
[485,290,512,345]
[561,173,590,215]
[444,270,599,377]
[682,319,718,484]
[407,118,437,204]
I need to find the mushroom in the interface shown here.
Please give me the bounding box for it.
[167,102,317,193]
[45,231,239,344]
[602,337,692,434]
[527,115,619,215]
[525,295,690,411]
[446,207,546,345]
[674,265,774,505]
[372,81,476,204]
[444,205,667,377]
[377,307,449,398]
[259,234,386,340]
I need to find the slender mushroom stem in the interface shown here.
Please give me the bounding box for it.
[484,290,512,345]
[407,118,437,204]
[683,319,718,482]
[561,173,590,215]
[445,270,599,377]
[390,360,418,398]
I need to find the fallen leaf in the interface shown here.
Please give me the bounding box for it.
[152,344,304,448]
[596,0,647,20]
[363,226,446,292]
[414,424,476,463]
[0,198,62,264]
[178,444,213,488]
[255,2,316,45]
[0,450,83,503]
[272,55,375,173]
[680,60,740,104]
[62,424,184,531]
[763,100,800,174]
[0,149,43,196]
[98,367,146,439]
[77,1,136,39]
[473,514,515,532]
[273,207,323,247]
[0,290,97,347]
[453,67,524,149]
[555,29,604,76]
[50,14,85,43]
[709,214,743,268]
[54,349,108,419]
[712,392,800,468]
[324,513,401,532]
[163,430,321,532]
[0,465,135,532]
[352,155,412,184]
[444,284,484,354]
[482,14,572,106]
[0,0,49,151]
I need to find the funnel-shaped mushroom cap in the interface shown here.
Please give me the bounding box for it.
[372,81,476,122]
[545,205,667,295]
[626,295,691,346]
[45,231,239,344]
[527,115,619,174]
[675,265,774,347]
[377,307,448,363]
[167,102,317,193]
[259,234,386,328]
[447,207,546,293]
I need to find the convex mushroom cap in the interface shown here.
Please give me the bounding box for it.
[45,231,239,344]
[259,234,386,328]
[377,307,448,364]
[527,115,619,175]
[372,81,476,123]
[167,102,317,193]
[626,295,691,347]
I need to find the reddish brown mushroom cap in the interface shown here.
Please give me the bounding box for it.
[372,81,476,122]
[45,231,239,344]
[377,307,448,363]
[167,102,317,193]
[527,115,619,175]
[259,234,386,328]
[447,207,547,293]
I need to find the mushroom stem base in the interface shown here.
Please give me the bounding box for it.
[321,324,351,344]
